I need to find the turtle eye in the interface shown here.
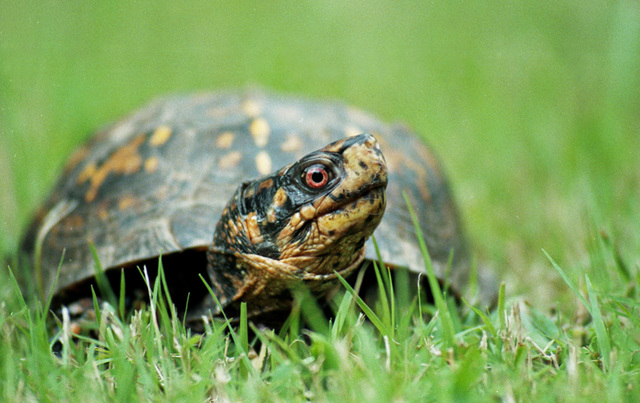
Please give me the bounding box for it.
[303,165,330,189]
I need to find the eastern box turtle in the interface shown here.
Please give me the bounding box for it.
[20,90,492,322]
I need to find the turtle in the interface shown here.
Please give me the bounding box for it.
[19,90,493,325]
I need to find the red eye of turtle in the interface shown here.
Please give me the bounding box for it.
[304,165,329,189]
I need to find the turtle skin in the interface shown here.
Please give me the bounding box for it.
[20,90,491,320]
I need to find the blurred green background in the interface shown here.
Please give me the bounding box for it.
[1,1,639,308]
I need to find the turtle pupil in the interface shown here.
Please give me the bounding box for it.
[305,166,328,189]
[311,171,324,183]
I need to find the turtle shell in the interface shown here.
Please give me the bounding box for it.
[20,90,492,311]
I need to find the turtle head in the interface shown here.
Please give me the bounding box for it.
[207,133,387,315]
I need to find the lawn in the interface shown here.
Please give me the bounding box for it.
[1,1,639,401]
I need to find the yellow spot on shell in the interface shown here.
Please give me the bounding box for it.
[242,99,262,117]
[118,195,137,210]
[250,118,270,147]
[144,157,159,173]
[280,133,303,152]
[218,151,242,169]
[216,131,235,149]
[79,135,145,202]
[77,162,97,185]
[149,125,172,146]
[255,151,272,175]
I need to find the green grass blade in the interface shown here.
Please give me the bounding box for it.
[238,302,248,355]
[403,191,455,349]
[332,266,367,339]
[197,274,258,377]
[334,271,391,337]
[371,260,392,335]
[248,323,289,365]
[7,266,28,312]
[119,269,126,319]
[277,302,298,340]
[394,266,411,314]
[41,249,65,316]
[292,285,330,336]
[89,243,117,307]
[153,256,180,342]
[156,255,175,311]
[586,274,611,372]
[90,285,102,326]
[332,290,354,339]
[497,282,506,334]
[371,236,394,331]
[543,249,591,315]
[237,302,249,378]
[462,297,497,337]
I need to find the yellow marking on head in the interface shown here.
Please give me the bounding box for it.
[300,204,316,221]
[216,131,235,149]
[280,133,303,152]
[245,212,263,244]
[250,118,270,147]
[322,137,348,153]
[80,135,146,202]
[144,156,159,173]
[272,187,288,208]
[243,186,255,199]
[149,125,172,146]
[258,178,274,192]
[117,195,137,210]
[267,207,277,223]
[218,151,242,169]
[288,212,303,230]
[264,187,287,225]
[255,151,272,175]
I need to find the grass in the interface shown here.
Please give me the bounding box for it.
[1,0,640,401]
[1,231,638,401]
